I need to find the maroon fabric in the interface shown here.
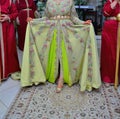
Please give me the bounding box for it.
[0,0,20,80]
[15,0,36,51]
[101,0,120,83]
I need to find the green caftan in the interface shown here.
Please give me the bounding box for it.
[20,0,101,91]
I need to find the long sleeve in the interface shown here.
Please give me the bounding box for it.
[103,0,119,17]
[70,2,84,24]
[9,3,18,21]
[15,0,21,12]
[103,0,114,16]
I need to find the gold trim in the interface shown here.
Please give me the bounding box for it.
[50,15,70,20]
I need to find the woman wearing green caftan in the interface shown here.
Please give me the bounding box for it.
[17,0,101,92]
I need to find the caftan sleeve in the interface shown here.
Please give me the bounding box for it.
[70,2,84,25]
[32,5,49,22]
[9,3,18,21]
[103,0,116,17]
[43,5,51,18]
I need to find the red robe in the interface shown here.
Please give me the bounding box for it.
[0,0,20,80]
[15,0,36,51]
[101,0,120,83]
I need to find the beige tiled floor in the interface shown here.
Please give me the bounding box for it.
[1,36,120,119]
[0,78,21,119]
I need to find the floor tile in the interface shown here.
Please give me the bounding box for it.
[96,35,101,40]
[0,85,21,108]
[0,78,20,93]
[0,101,7,119]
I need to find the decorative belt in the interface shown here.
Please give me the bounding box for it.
[21,8,32,11]
[107,14,120,21]
[107,17,117,20]
[50,15,70,20]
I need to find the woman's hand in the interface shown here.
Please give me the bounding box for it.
[0,14,10,22]
[83,20,91,25]
[111,0,120,9]
[26,17,33,22]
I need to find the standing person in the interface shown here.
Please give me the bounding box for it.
[15,0,36,51]
[0,0,20,82]
[14,0,101,92]
[101,0,120,86]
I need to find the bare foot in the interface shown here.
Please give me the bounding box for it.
[104,82,114,87]
[56,78,63,93]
